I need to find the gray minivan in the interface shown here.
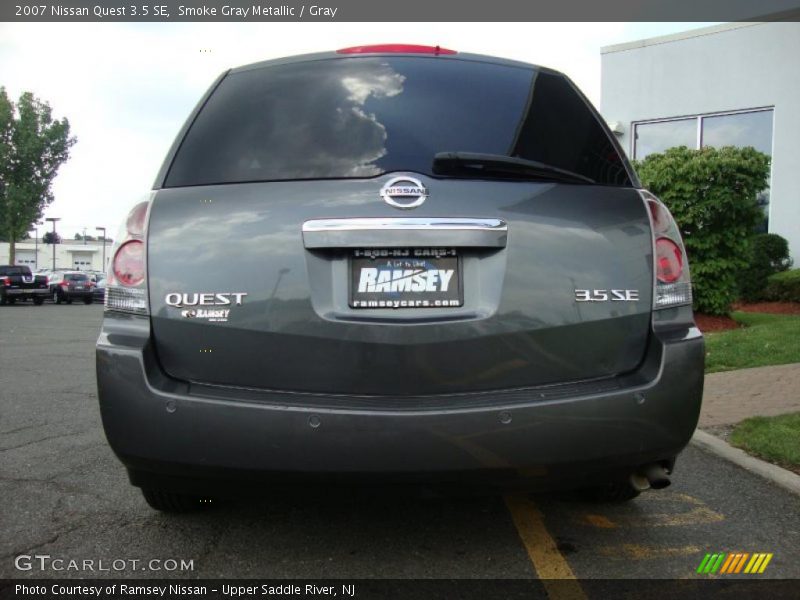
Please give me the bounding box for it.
[96,45,703,511]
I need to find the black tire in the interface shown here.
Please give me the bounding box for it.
[33,297,44,305]
[66,298,73,304]
[53,290,62,304]
[141,488,214,513]
[583,481,641,503]
[0,295,6,306]
[7,298,16,305]
[83,296,92,305]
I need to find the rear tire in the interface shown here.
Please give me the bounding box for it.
[53,290,62,304]
[83,297,92,305]
[66,298,73,304]
[141,489,214,512]
[33,297,44,305]
[7,298,16,305]
[583,481,641,503]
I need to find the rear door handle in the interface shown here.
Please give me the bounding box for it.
[302,217,508,249]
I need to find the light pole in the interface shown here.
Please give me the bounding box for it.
[45,217,60,271]
[33,221,42,270]
[96,226,107,271]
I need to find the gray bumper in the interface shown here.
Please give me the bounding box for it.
[96,313,704,483]
[4,288,48,296]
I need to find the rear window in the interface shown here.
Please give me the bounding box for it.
[65,273,88,281]
[1,266,30,276]
[165,57,632,188]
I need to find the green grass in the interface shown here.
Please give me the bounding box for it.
[730,412,800,470]
[704,311,800,373]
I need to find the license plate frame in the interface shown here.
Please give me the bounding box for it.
[349,248,463,309]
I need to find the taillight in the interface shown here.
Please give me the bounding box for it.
[655,237,683,283]
[1,276,9,286]
[60,281,69,288]
[112,240,145,286]
[105,197,151,315]
[126,202,148,236]
[640,190,692,309]
[647,199,672,235]
[336,44,457,55]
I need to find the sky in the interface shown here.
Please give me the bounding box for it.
[0,21,719,240]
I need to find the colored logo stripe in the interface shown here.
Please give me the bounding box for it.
[698,552,773,574]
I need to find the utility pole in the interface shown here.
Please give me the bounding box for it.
[96,226,107,271]
[34,221,42,270]
[45,217,60,271]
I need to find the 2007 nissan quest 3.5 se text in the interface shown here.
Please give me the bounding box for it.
[96,45,704,512]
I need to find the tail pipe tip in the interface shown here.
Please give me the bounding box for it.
[630,463,672,491]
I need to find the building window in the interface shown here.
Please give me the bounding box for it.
[700,110,773,155]
[633,108,773,230]
[633,118,697,160]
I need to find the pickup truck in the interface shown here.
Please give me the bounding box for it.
[0,265,49,305]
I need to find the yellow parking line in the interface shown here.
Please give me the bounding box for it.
[504,494,587,600]
[583,514,616,528]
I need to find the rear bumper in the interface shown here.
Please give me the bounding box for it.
[97,312,704,492]
[65,290,93,298]
[3,287,48,296]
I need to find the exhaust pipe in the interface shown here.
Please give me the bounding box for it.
[629,463,672,492]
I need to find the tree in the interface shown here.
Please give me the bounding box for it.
[43,231,61,244]
[635,146,771,315]
[0,88,76,264]
[74,233,96,241]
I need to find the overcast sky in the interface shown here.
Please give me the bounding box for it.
[0,22,717,240]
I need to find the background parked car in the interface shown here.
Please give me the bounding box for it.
[0,265,49,305]
[49,271,95,304]
[93,274,106,303]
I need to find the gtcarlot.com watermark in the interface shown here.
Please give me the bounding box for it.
[14,554,194,572]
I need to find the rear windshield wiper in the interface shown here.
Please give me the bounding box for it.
[432,152,595,185]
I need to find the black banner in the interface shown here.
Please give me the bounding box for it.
[3,0,800,22]
[2,579,800,600]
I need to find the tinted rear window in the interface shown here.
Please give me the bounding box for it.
[165,57,631,187]
[1,266,29,276]
[66,274,88,281]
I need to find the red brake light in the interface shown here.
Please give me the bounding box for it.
[112,240,145,287]
[336,44,457,55]
[655,237,683,283]
[60,280,69,288]
[1,276,10,286]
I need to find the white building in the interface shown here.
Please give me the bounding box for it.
[601,21,800,261]
[0,238,111,272]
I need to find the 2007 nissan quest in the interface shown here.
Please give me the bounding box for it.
[96,45,704,511]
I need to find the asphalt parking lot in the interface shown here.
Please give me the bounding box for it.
[1,303,799,583]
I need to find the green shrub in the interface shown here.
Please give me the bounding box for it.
[763,269,800,303]
[739,233,793,302]
[635,146,771,315]
[757,233,793,272]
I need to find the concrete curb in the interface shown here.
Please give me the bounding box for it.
[691,429,800,496]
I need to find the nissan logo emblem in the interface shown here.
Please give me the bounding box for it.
[380,176,429,209]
